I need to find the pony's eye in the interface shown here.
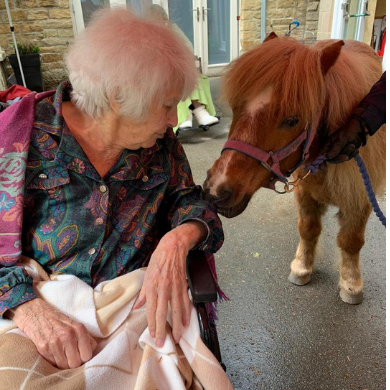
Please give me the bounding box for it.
[281,117,299,128]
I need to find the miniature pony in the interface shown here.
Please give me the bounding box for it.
[203,33,386,304]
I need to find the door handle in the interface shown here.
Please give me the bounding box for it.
[343,0,370,18]
[363,0,370,16]
[202,7,211,21]
[342,0,349,18]
[192,7,199,22]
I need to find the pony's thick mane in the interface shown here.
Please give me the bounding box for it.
[222,37,382,131]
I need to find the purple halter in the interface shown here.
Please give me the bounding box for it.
[221,116,320,193]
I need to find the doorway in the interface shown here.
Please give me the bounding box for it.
[342,0,370,40]
[70,0,239,76]
[166,0,239,75]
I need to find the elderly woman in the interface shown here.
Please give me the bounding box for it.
[0,7,230,389]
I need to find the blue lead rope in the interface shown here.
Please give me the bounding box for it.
[305,154,386,228]
[305,155,327,174]
[354,155,386,227]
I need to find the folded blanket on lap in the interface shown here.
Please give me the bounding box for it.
[0,257,232,390]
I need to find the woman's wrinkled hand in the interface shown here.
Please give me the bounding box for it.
[320,109,368,165]
[133,221,207,347]
[12,298,97,369]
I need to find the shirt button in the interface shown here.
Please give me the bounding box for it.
[96,217,104,225]
[142,175,148,182]
[88,248,96,255]
[39,173,48,179]
[99,184,107,193]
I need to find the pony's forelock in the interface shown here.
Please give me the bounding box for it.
[222,37,325,125]
[66,6,198,121]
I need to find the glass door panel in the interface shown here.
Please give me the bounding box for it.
[126,0,152,14]
[166,0,237,74]
[168,0,195,49]
[343,0,367,41]
[80,0,109,26]
[206,0,230,65]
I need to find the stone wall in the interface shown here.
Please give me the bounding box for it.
[0,0,74,90]
[240,0,320,52]
[316,0,334,40]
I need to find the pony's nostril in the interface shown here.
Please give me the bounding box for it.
[203,183,234,204]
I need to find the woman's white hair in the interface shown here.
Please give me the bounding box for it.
[66,6,198,121]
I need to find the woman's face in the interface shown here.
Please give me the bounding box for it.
[112,88,181,150]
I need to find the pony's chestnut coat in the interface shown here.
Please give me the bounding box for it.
[204,35,385,304]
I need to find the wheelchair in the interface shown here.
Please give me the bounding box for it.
[186,250,226,371]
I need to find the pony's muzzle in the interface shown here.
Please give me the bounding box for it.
[203,181,251,218]
[203,183,234,206]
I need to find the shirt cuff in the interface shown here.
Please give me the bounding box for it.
[179,218,212,252]
[360,104,385,136]
[0,283,38,318]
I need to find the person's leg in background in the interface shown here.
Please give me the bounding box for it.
[175,74,219,132]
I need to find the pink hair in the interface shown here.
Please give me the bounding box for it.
[66,6,198,121]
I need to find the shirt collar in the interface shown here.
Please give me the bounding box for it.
[42,82,164,181]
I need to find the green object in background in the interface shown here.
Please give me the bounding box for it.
[174,74,217,132]
[14,42,40,55]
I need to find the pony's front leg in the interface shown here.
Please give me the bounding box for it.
[337,205,371,304]
[289,188,327,286]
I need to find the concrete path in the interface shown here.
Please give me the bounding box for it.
[178,78,386,390]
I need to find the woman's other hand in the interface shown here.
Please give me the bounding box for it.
[134,221,207,347]
[11,298,97,369]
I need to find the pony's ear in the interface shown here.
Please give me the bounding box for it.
[320,40,345,74]
[263,32,278,43]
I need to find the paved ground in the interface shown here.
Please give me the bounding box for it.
[178,78,386,390]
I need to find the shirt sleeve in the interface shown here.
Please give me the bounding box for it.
[162,130,224,253]
[355,71,386,136]
[0,266,38,317]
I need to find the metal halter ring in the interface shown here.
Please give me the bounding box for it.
[283,170,312,193]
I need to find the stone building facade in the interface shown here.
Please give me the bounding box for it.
[0,0,320,90]
[240,0,385,53]
[240,0,320,52]
[0,1,384,90]
[0,0,74,90]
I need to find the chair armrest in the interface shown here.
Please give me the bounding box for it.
[187,251,226,370]
[186,250,217,304]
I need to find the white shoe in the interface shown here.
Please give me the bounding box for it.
[193,105,219,126]
[179,113,193,129]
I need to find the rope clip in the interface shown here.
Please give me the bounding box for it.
[283,169,312,193]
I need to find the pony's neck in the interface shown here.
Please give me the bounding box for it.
[307,116,330,163]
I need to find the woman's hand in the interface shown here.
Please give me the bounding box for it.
[320,108,368,165]
[134,221,207,347]
[11,298,97,369]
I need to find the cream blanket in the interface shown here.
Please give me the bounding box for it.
[0,258,232,390]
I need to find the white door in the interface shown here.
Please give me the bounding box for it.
[71,0,239,76]
[167,0,239,76]
[332,0,370,41]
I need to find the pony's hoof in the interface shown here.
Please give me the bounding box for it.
[339,288,363,304]
[288,272,311,286]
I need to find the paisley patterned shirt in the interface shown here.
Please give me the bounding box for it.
[0,83,224,316]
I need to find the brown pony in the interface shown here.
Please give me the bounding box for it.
[203,33,386,304]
